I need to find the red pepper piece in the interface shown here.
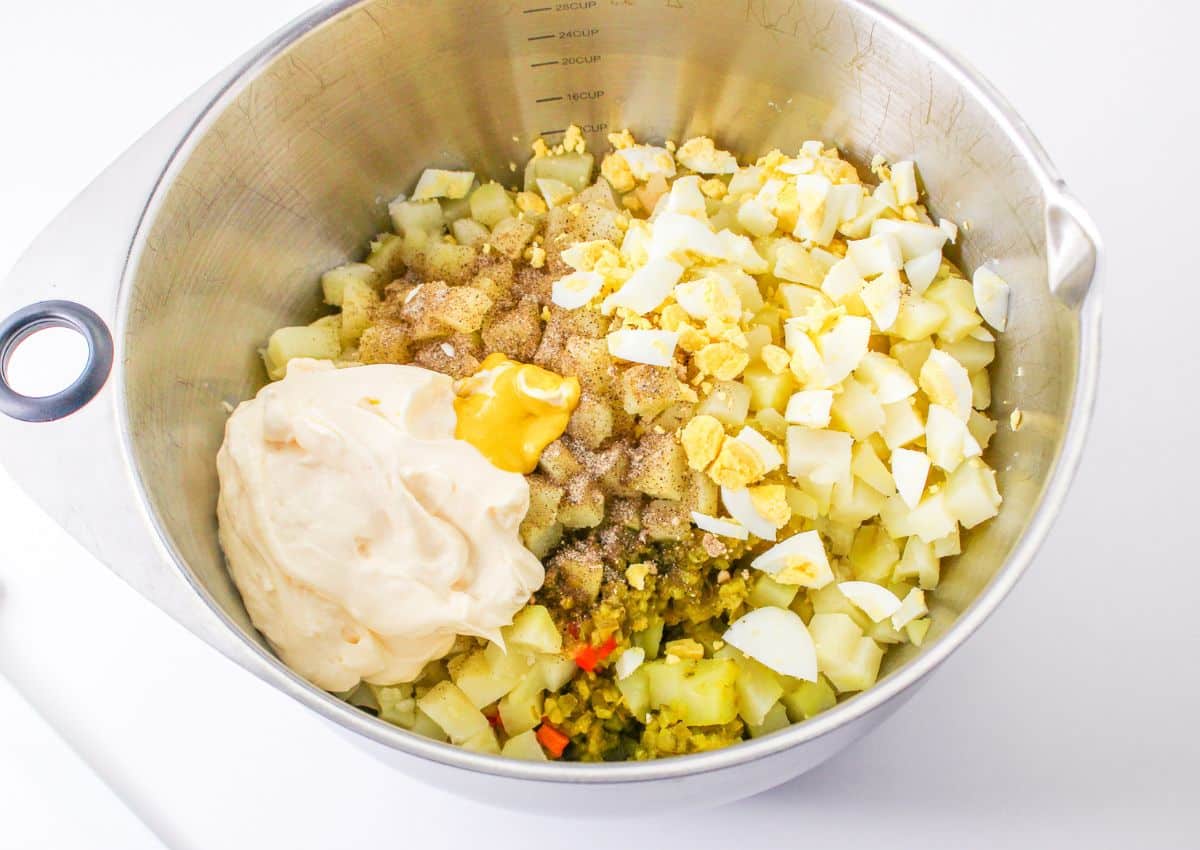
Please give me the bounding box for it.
[536,718,570,758]
[573,634,617,672]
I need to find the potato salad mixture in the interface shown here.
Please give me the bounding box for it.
[233,127,1011,762]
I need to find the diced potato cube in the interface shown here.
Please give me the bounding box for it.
[748,574,801,609]
[371,684,416,728]
[470,182,517,228]
[894,535,940,589]
[482,299,542,362]
[944,457,1002,528]
[781,675,837,721]
[940,336,995,374]
[621,364,681,418]
[357,320,411,365]
[748,701,790,738]
[524,152,596,192]
[831,376,884,439]
[617,666,650,719]
[339,277,379,346]
[633,618,665,660]
[408,708,450,742]
[557,482,606,529]
[849,524,901,581]
[461,727,501,755]
[925,277,982,342]
[566,393,615,449]
[452,217,490,247]
[389,198,444,235]
[829,477,885,525]
[697,380,752,426]
[538,440,583,483]
[489,217,538,259]
[891,296,947,341]
[626,433,688,500]
[452,646,532,709]
[321,262,379,306]
[734,656,785,727]
[365,232,406,281]
[537,656,578,692]
[504,605,562,654]
[416,681,490,743]
[743,364,796,413]
[889,338,934,381]
[501,729,549,761]
[642,499,690,541]
[644,658,739,726]
[498,672,545,736]
[521,521,563,559]
[264,321,341,380]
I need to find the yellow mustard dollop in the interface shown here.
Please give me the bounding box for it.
[454,353,581,474]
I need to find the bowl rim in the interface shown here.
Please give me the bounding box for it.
[116,0,1102,783]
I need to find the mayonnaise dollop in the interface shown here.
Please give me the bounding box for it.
[216,358,543,692]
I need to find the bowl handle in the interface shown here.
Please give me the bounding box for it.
[1045,183,1103,310]
[0,62,276,681]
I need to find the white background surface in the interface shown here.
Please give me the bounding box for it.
[1,1,1197,847]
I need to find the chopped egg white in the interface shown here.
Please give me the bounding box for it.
[890,588,928,630]
[787,427,852,486]
[721,487,777,541]
[603,257,683,315]
[904,250,942,294]
[920,349,973,421]
[861,269,903,330]
[615,646,646,680]
[847,233,903,278]
[972,266,1011,332]
[839,581,903,622]
[785,389,834,428]
[890,447,931,509]
[615,144,677,181]
[751,530,834,589]
[735,426,783,472]
[606,329,679,366]
[551,271,604,310]
[691,511,749,540]
[723,607,818,681]
[411,169,475,201]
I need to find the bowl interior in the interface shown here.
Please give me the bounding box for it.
[122,0,1078,708]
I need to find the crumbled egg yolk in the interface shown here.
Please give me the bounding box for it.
[454,353,580,474]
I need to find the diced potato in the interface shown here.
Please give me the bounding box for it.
[537,656,578,692]
[831,377,884,439]
[522,521,563,560]
[417,681,490,744]
[622,364,682,418]
[321,262,379,306]
[626,433,688,500]
[358,319,411,365]
[264,321,341,380]
[452,645,534,709]
[644,658,739,726]
[748,701,790,738]
[372,684,416,727]
[940,336,995,374]
[734,656,785,726]
[365,232,406,281]
[697,380,752,426]
[421,241,478,286]
[408,707,450,742]
[743,364,795,413]
[926,277,982,342]
[339,277,380,346]
[851,441,896,496]
[489,217,537,259]
[891,296,947,341]
[781,675,837,721]
[829,477,885,525]
[944,457,1002,528]
[470,182,518,227]
[633,618,665,660]
[504,605,562,655]
[452,217,490,247]
[523,475,564,527]
[683,469,720,516]
[642,499,690,541]
[616,665,650,719]
[390,198,444,235]
[538,439,583,483]
[748,574,800,609]
[501,729,549,761]
[558,481,606,528]
[524,151,596,192]
[566,393,615,448]
[808,613,883,693]
[461,727,501,755]
[894,535,940,589]
[498,671,545,736]
[971,369,991,410]
[890,338,934,381]
[849,524,901,582]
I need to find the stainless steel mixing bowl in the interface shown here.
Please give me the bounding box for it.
[0,0,1100,812]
